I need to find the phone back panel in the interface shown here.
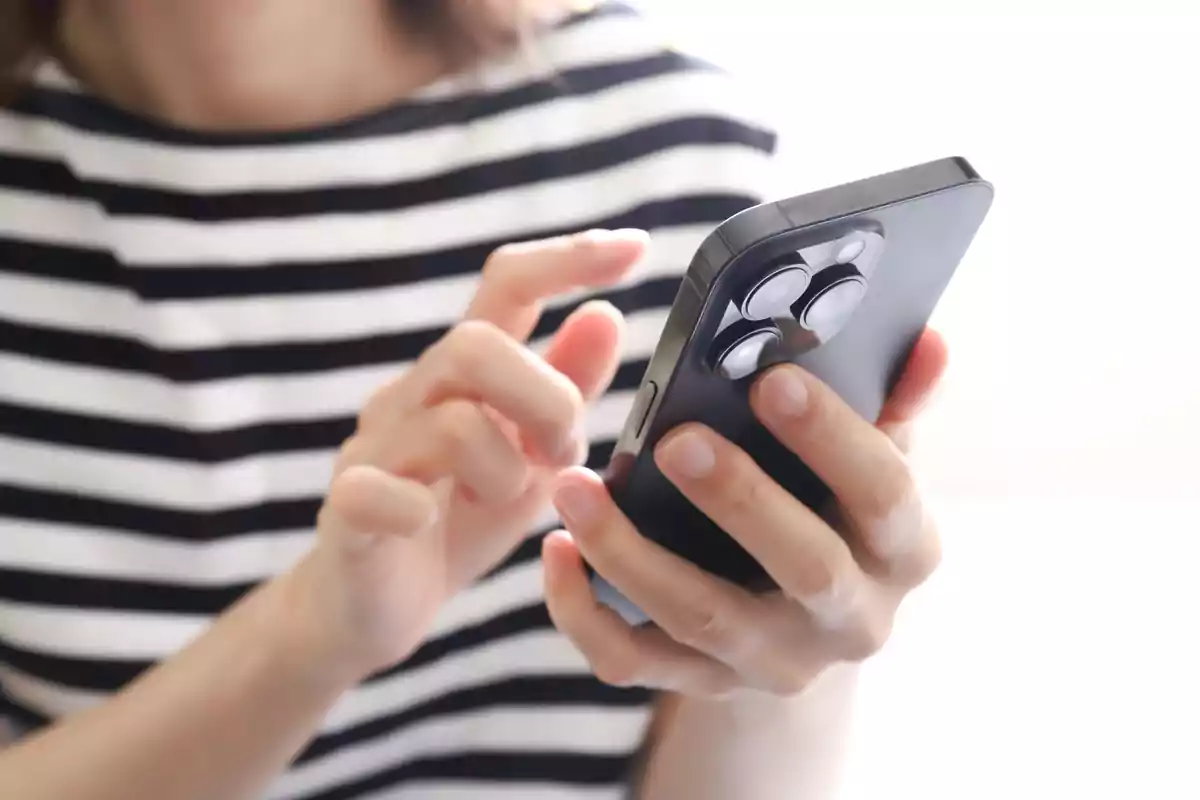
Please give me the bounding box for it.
[600,158,993,612]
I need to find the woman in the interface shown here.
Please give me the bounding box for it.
[0,1,948,798]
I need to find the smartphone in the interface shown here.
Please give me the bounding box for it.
[592,156,994,624]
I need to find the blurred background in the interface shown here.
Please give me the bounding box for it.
[637,2,1199,798]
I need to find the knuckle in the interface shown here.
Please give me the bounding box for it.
[448,318,503,352]
[842,613,894,662]
[920,526,944,578]
[437,320,502,373]
[479,245,512,280]
[528,379,583,447]
[787,555,840,605]
[722,451,771,516]
[431,400,481,453]
[673,593,740,656]
[480,242,529,290]
[485,240,524,266]
[549,379,584,427]
[905,520,943,586]
[698,670,741,698]
[864,454,918,522]
[766,670,814,698]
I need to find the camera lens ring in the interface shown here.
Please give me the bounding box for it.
[739,263,811,321]
[791,262,867,341]
[710,318,782,381]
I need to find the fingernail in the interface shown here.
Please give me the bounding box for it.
[572,298,620,319]
[579,227,649,247]
[554,483,598,527]
[612,227,650,243]
[658,430,716,479]
[578,228,616,243]
[542,528,576,559]
[544,528,574,547]
[761,368,809,418]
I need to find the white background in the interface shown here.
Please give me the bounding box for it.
[640,3,1200,798]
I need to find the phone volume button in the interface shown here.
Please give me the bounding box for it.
[632,380,659,439]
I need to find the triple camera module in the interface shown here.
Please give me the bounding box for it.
[710,230,884,380]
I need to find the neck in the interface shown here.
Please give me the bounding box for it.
[58,0,449,133]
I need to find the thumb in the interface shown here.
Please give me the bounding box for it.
[318,465,440,558]
[543,300,626,401]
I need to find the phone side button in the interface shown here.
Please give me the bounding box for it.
[632,380,659,439]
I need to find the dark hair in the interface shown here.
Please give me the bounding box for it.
[0,0,531,102]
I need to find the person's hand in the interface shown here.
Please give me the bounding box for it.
[283,229,648,681]
[542,329,948,696]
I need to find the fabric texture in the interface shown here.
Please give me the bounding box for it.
[0,3,777,797]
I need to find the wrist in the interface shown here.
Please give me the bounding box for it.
[266,556,374,693]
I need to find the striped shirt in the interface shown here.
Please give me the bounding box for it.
[0,4,777,797]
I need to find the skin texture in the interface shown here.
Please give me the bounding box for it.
[2,4,953,799]
[56,0,448,132]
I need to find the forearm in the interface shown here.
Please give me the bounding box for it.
[637,664,862,800]
[0,559,357,800]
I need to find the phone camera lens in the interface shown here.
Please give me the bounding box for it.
[711,319,782,381]
[792,263,867,342]
[740,262,811,321]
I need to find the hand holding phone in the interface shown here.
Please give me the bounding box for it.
[542,157,991,697]
[544,326,949,696]
[584,157,993,623]
[547,155,993,695]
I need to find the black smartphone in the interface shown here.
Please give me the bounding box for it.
[592,156,994,624]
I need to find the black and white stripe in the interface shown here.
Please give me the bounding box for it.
[0,3,776,796]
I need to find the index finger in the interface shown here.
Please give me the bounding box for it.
[465,228,648,340]
[749,365,939,583]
